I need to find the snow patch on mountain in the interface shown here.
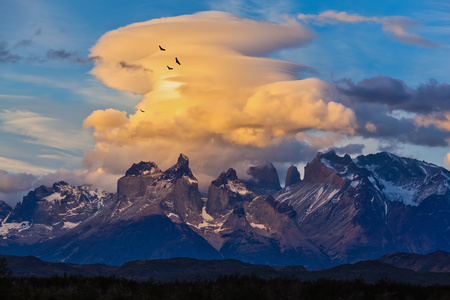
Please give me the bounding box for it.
[380,179,418,206]
[202,206,213,221]
[0,215,31,236]
[44,192,63,202]
[62,221,81,229]
[250,222,268,230]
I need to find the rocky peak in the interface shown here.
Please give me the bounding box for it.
[206,168,255,216]
[244,162,281,196]
[355,152,443,182]
[53,181,70,189]
[212,168,239,187]
[125,161,160,177]
[303,152,345,187]
[162,153,195,181]
[320,150,353,171]
[285,165,301,187]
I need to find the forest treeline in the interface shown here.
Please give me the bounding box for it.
[1,273,450,300]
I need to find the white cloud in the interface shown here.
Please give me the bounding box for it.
[0,155,55,175]
[81,11,358,187]
[297,10,437,48]
[0,109,91,151]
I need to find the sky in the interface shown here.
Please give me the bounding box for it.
[1,0,450,205]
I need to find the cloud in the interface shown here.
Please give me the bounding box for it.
[81,11,360,188]
[337,76,450,114]
[328,143,365,155]
[445,153,450,169]
[0,41,21,63]
[0,156,55,175]
[0,170,37,194]
[297,10,437,48]
[0,109,91,152]
[46,49,88,64]
[35,168,119,193]
[14,39,33,48]
[335,76,450,147]
[209,0,295,22]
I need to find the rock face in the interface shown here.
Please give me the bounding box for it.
[244,162,282,196]
[0,201,12,222]
[200,169,327,267]
[285,165,301,187]
[206,168,255,216]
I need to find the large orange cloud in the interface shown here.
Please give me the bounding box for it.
[83,11,358,189]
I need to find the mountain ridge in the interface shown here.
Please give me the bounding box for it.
[0,151,449,269]
[3,251,450,285]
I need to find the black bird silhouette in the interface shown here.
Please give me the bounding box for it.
[167,66,173,70]
[175,57,180,65]
[159,45,165,51]
[140,109,145,113]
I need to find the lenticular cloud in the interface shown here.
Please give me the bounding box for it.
[83,11,357,186]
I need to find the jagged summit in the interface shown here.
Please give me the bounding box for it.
[207,168,255,216]
[212,168,239,186]
[162,153,195,181]
[52,181,70,188]
[125,161,160,177]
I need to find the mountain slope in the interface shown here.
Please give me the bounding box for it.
[0,181,114,246]
[378,250,450,272]
[275,150,450,265]
[32,154,221,265]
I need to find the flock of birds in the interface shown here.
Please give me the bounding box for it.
[159,45,180,70]
[140,45,180,113]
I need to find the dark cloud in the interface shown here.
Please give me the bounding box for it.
[34,28,42,36]
[337,75,450,114]
[334,75,450,148]
[118,61,151,72]
[348,100,450,147]
[89,55,103,63]
[0,41,89,64]
[0,41,21,63]
[14,39,33,48]
[328,143,365,155]
[46,49,88,64]
[47,49,75,59]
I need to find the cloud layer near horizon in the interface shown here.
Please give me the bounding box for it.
[83,11,358,188]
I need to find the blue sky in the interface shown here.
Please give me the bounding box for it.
[1,0,450,203]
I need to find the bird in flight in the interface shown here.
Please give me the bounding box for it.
[167,66,173,70]
[175,57,180,65]
[159,45,165,51]
[140,109,145,113]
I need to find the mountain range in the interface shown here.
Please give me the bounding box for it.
[3,250,450,285]
[1,151,449,270]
